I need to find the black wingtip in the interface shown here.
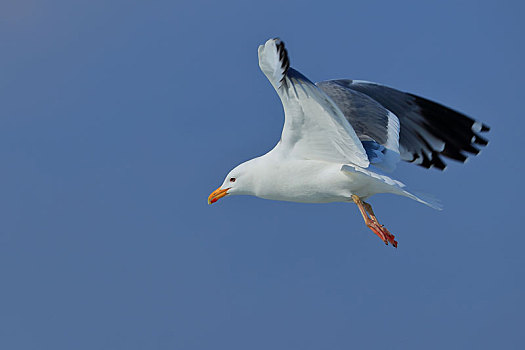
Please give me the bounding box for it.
[407,93,490,170]
[274,39,290,82]
[473,135,489,146]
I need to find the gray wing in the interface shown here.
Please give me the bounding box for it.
[316,80,401,172]
[317,79,490,170]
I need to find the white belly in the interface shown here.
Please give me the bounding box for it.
[252,160,358,203]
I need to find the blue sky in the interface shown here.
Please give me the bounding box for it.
[0,0,523,349]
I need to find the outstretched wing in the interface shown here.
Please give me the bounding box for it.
[319,79,490,170]
[258,39,369,168]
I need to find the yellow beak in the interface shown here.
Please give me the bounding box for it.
[208,186,229,204]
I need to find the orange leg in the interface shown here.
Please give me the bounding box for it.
[351,195,397,248]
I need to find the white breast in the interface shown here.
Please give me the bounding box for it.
[251,158,357,203]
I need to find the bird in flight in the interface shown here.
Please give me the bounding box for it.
[208,38,489,247]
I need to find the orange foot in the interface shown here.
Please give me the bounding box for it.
[351,194,398,248]
[366,220,397,247]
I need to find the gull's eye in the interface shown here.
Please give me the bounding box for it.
[229,177,236,183]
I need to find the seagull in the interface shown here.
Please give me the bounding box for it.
[208,38,489,247]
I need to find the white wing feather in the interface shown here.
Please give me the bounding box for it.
[258,39,369,167]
